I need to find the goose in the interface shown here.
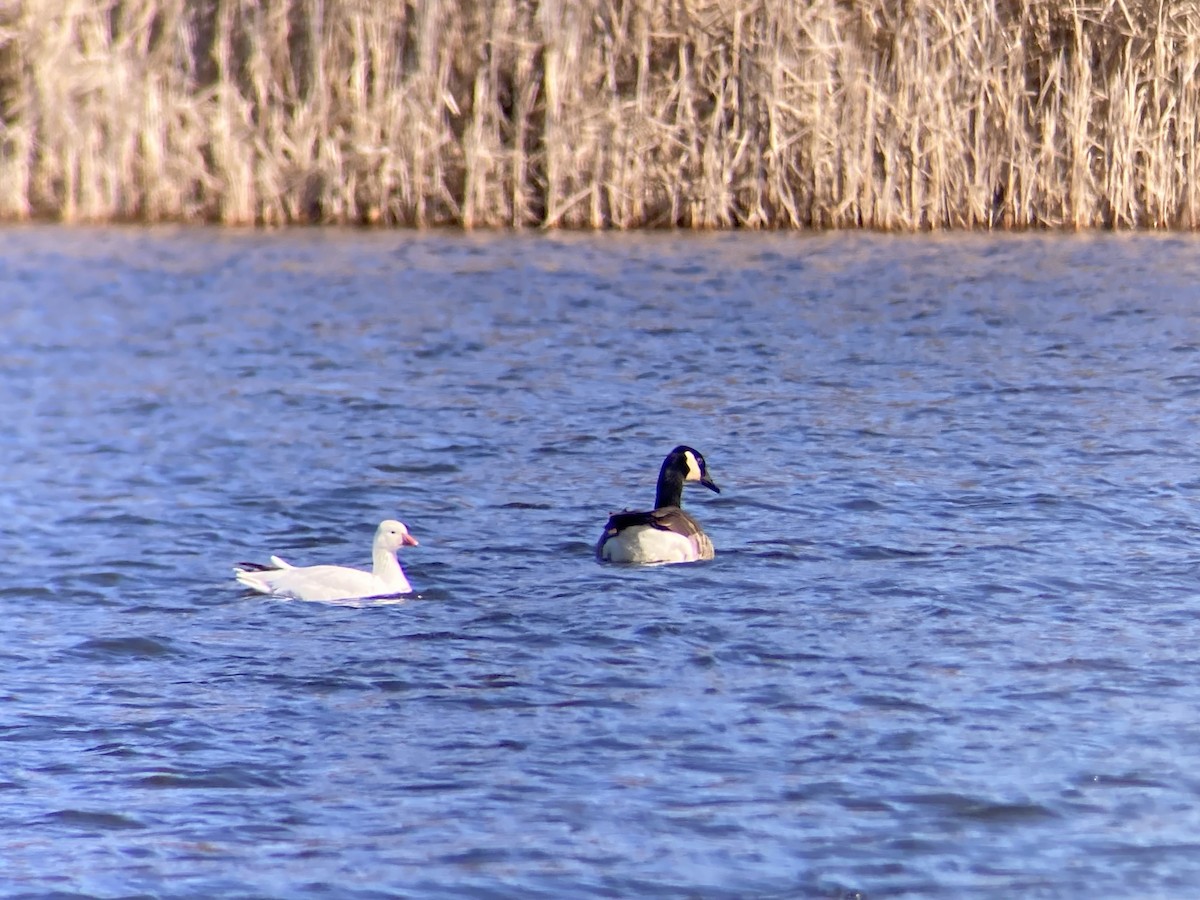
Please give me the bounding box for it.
[596,445,720,564]
[234,519,418,601]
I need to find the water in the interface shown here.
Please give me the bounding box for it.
[4,226,1200,897]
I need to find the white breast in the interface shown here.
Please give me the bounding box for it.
[599,525,701,564]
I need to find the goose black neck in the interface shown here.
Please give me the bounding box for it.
[654,460,686,509]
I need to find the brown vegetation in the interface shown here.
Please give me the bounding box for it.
[2,0,1199,229]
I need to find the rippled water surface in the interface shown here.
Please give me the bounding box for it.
[6,226,1200,897]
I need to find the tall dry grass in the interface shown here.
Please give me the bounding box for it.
[3,0,1200,229]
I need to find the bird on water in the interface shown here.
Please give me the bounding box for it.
[596,445,720,565]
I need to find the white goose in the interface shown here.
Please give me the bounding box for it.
[234,519,418,601]
[596,445,720,564]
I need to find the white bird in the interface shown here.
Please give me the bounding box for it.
[596,445,720,565]
[234,519,419,601]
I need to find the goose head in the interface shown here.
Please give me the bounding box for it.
[376,520,419,550]
[669,445,720,494]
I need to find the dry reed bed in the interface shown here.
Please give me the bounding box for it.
[2,0,1200,229]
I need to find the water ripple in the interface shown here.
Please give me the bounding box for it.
[4,229,1200,896]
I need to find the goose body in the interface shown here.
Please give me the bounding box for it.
[597,446,719,565]
[234,519,418,601]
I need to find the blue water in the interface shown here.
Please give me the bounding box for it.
[5,226,1200,897]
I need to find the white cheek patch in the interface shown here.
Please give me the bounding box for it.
[684,451,703,481]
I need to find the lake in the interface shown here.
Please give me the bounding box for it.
[4,226,1200,897]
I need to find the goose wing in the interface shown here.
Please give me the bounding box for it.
[602,506,703,538]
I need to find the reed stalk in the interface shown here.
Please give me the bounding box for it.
[2,0,1200,229]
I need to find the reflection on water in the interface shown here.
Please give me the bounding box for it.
[4,226,1200,896]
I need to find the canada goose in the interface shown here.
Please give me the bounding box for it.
[234,519,418,601]
[596,445,720,564]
